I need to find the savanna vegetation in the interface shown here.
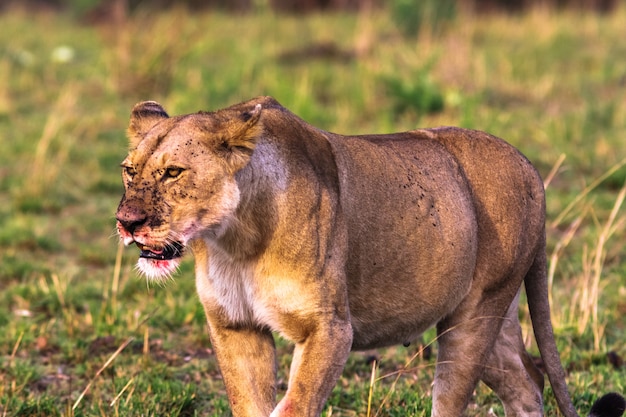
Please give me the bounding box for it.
[0,1,624,416]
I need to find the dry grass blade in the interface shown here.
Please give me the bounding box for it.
[25,85,79,197]
[367,359,377,417]
[8,331,24,367]
[551,157,626,228]
[547,211,586,310]
[111,241,124,313]
[110,376,135,407]
[71,305,161,410]
[72,336,134,411]
[50,273,66,308]
[577,180,626,350]
[543,153,566,190]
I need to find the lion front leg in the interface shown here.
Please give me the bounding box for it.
[270,317,353,417]
[207,323,277,417]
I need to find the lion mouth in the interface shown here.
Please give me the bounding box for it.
[136,241,184,260]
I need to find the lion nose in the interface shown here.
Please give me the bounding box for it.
[117,217,146,235]
[116,206,147,235]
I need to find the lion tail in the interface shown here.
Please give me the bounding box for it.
[525,235,625,417]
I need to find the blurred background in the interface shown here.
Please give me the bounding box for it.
[0,0,624,416]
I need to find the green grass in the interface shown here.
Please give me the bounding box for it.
[1,4,625,416]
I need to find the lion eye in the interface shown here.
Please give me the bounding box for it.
[123,165,136,178]
[165,167,184,179]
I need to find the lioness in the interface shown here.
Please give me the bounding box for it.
[116,96,625,417]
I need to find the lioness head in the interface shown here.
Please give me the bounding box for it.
[116,100,263,280]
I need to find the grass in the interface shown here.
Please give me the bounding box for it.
[0,3,625,416]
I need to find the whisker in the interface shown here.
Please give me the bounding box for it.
[167,230,185,244]
[108,227,121,241]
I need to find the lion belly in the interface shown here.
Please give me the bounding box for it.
[328,133,479,350]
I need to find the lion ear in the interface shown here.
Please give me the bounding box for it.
[127,101,169,148]
[221,104,264,171]
[225,103,263,150]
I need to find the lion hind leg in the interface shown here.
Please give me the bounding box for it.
[481,291,544,417]
[432,311,506,417]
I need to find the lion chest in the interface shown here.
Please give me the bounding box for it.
[196,255,268,324]
[195,247,313,336]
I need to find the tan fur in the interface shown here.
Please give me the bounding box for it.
[116,97,623,417]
